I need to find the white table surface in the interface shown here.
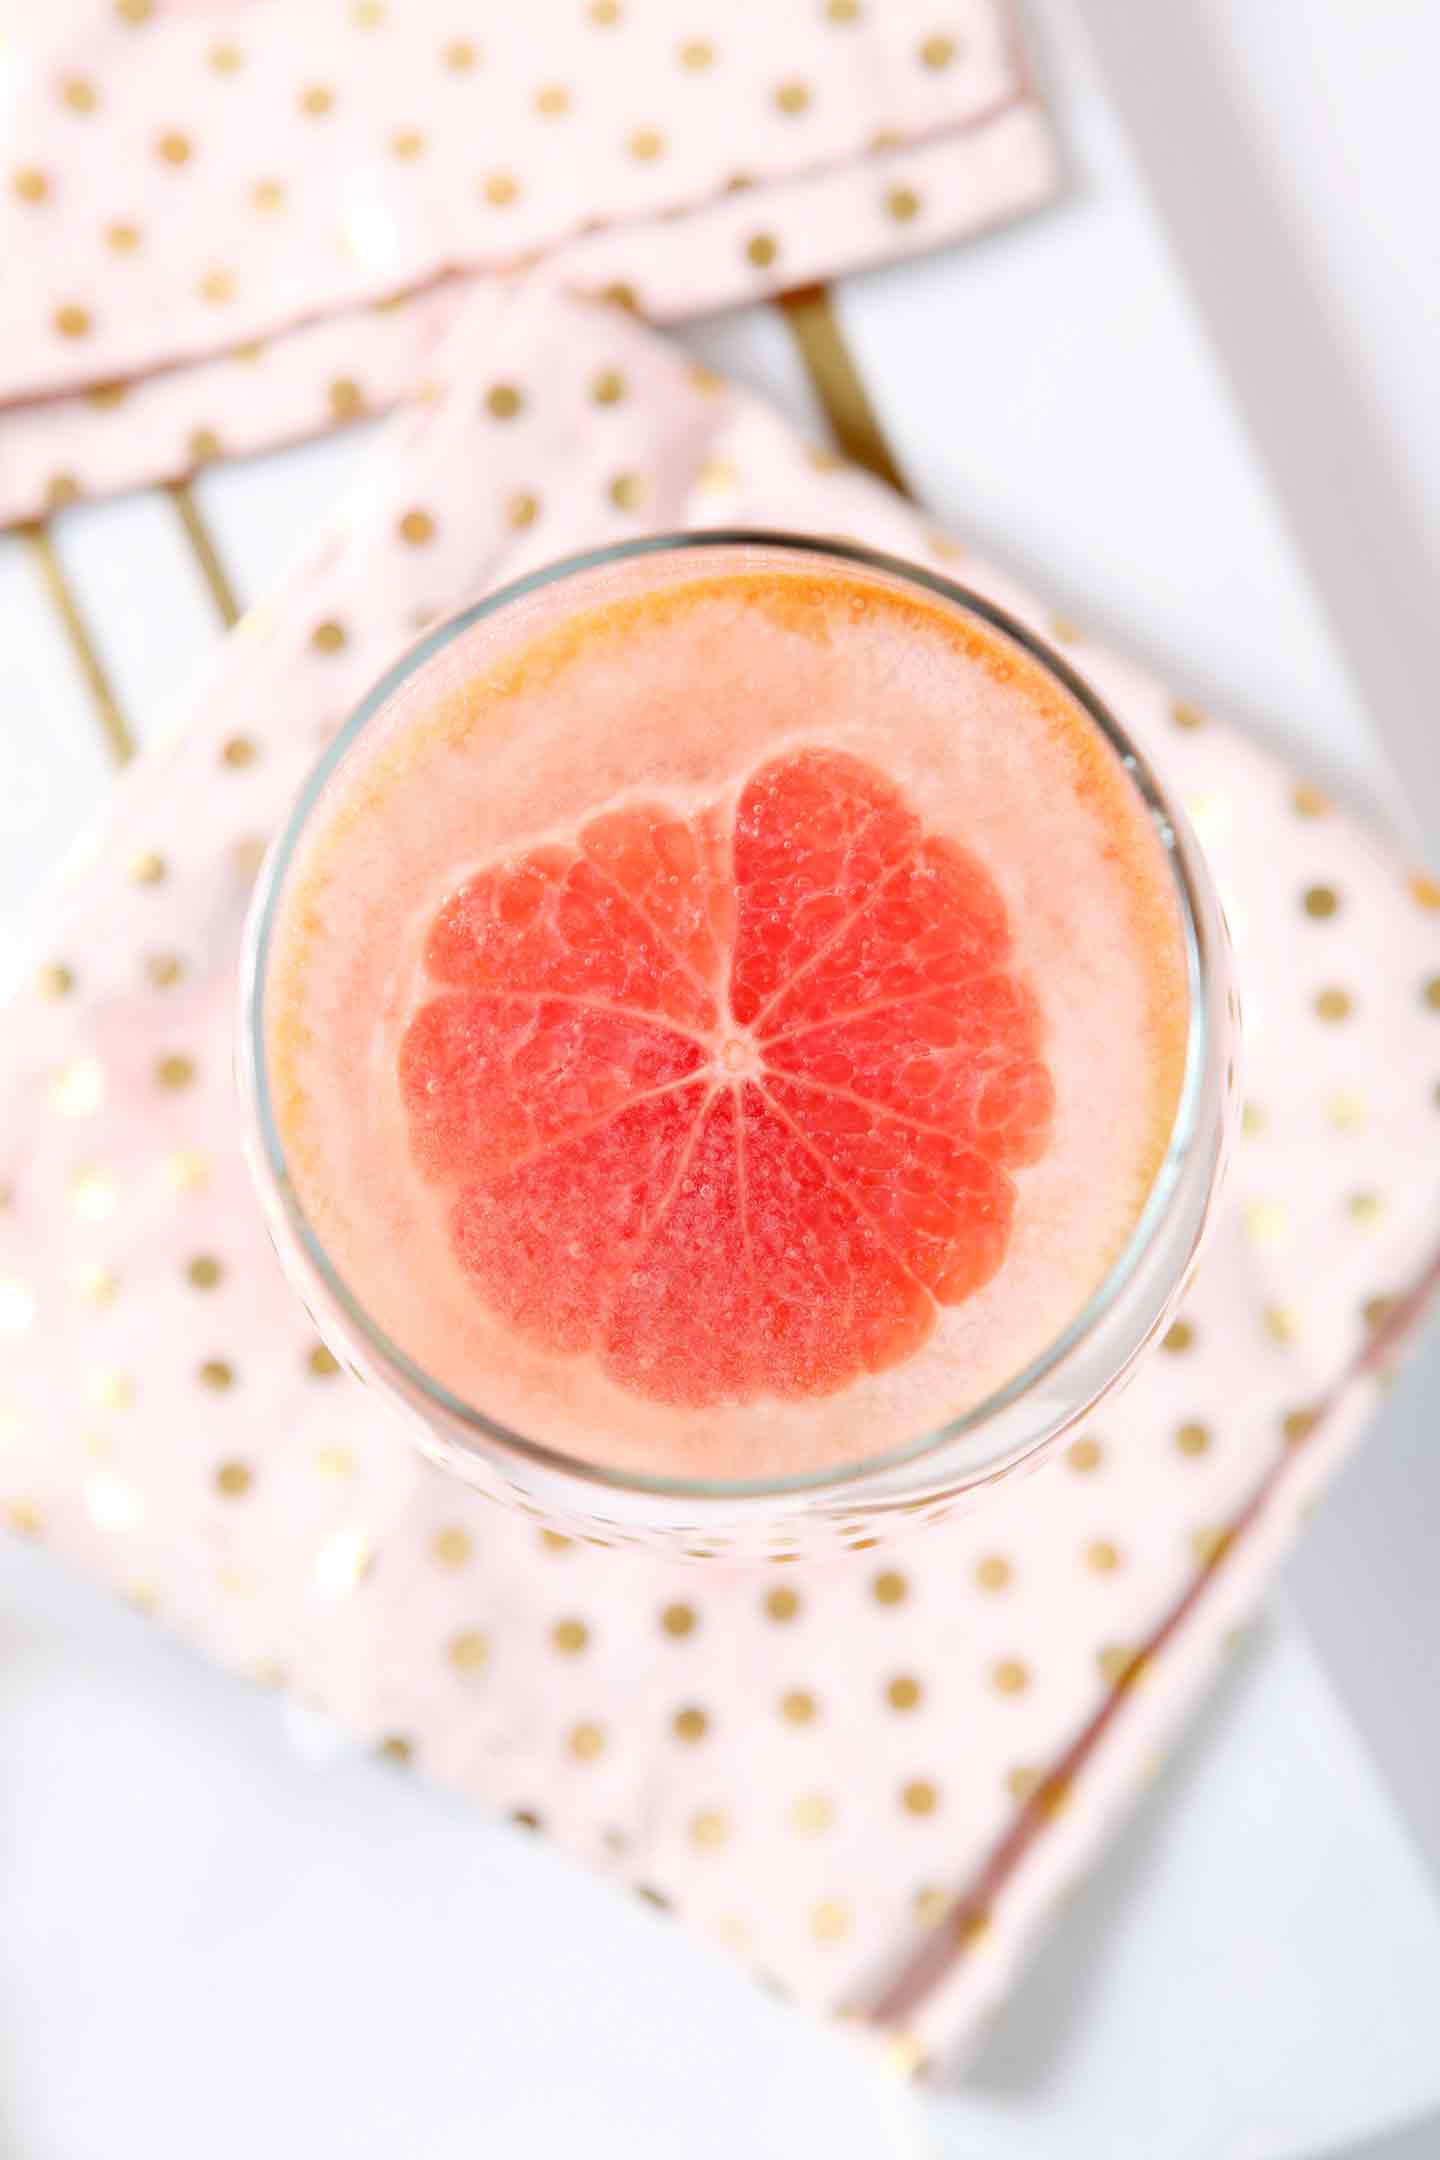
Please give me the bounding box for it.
[3,3,1439,2155]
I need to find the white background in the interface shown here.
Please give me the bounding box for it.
[3,2,1439,2154]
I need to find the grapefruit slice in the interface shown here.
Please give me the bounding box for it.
[398,749,1054,1409]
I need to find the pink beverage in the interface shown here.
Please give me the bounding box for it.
[251,540,1220,1503]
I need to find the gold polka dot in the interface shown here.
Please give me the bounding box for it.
[1007,1764,1042,1804]
[627,126,665,161]
[679,38,714,69]
[164,1150,210,1193]
[551,1617,589,1655]
[790,1793,833,1834]
[328,378,366,423]
[443,37,478,70]
[1283,1406,1320,1447]
[397,508,435,546]
[14,168,50,205]
[304,1344,339,1382]
[1328,1091,1367,1130]
[886,185,921,222]
[315,1447,353,1479]
[765,1585,800,1623]
[1066,1436,1104,1474]
[199,1359,234,1392]
[6,1501,45,1537]
[1292,782,1330,818]
[811,1899,850,1943]
[1424,975,1440,1011]
[221,736,257,771]
[43,472,77,514]
[506,490,540,529]
[992,1660,1029,1697]
[351,0,386,23]
[919,32,957,68]
[300,85,334,117]
[36,962,75,999]
[481,170,519,206]
[780,1688,817,1725]
[1303,884,1340,920]
[209,41,244,74]
[215,1460,252,1497]
[689,1809,728,1850]
[156,131,192,166]
[774,80,812,116]
[1171,699,1207,730]
[1086,1539,1122,1573]
[311,620,347,654]
[568,1720,605,1762]
[902,1778,938,1815]
[70,1165,118,1220]
[872,1569,908,1607]
[598,280,641,314]
[694,457,739,494]
[432,1526,472,1567]
[186,1254,222,1290]
[390,127,425,161]
[1347,1190,1385,1228]
[672,1705,708,1743]
[54,305,92,340]
[827,0,863,17]
[106,221,142,254]
[484,384,525,423]
[1263,1303,1300,1344]
[188,428,223,466]
[1241,1100,1266,1138]
[1245,1201,1288,1248]
[534,83,570,117]
[745,231,780,270]
[449,1629,488,1673]
[1408,872,1440,910]
[973,1553,1011,1592]
[115,0,154,21]
[379,1735,412,1764]
[70,1262,119,1309]
[1175,1420,1211,1458]
[198,268,235,306]
[590,368,627,407]
[52,1058,106,1117]
[62,77,98,114]
[886,1674,922,1712]
[539,1529,572,1554]
[660,1601,696,1639]
[608,471,648,512]
[246,180,287,219]
[154,1053,195,1092]
[1162,1319,1195,1354]
[1363,1294,1397,1332]
[589,0,621,22]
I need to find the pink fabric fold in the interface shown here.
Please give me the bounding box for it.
[3,278,1438,2074]
[0,0,1057,521]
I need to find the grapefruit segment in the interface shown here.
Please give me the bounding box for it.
[425,845,717,1031]
[398,994,703,1181]
[398,746,1056,1409]
[451,1083,709,1357]
[730,750,919,1027]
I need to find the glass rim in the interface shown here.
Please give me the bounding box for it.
[241,529,1215,1504]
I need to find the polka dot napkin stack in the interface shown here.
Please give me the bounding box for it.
[0,0,1056,524]
[3,271,1439,2075]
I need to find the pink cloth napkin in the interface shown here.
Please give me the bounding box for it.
[0,0,1056,523]
[4,276,1439,2076]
